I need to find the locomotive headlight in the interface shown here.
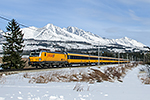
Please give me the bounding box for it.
[39,58,41,61]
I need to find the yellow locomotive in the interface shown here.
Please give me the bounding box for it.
[28,49,129,68]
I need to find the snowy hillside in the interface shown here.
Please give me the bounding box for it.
[0,64,150,100]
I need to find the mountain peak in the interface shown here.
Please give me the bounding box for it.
[122,37,132,40]
[123,36,129,39]
[44,23,55,29]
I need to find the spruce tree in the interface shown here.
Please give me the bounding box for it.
[2,19,25,69]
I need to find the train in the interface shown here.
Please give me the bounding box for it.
[28,49,129,68]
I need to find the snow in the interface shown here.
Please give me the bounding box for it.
[21,24,147,48]
[0,64,150,100]
[21,24,149,52]
[115,37,145,48]
[0,25,149,53]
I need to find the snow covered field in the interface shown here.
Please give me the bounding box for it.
[0,64,150,100]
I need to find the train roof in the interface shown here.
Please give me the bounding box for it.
[67,52,127,60]
[30,49,128,60]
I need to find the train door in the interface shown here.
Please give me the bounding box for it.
[41,52,47,61]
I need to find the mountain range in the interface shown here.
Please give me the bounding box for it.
[0,24,149,53]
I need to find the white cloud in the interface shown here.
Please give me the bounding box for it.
[128,9,150,25]
[128,10,141,21]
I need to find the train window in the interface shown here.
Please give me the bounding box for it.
[70,55,73,59]
[30,51,40,57]
[68,55,70,59]
[45,53,46,56]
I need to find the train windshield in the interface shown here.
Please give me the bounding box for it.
[29,50,41,57]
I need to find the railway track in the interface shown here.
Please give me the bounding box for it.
[0,64,96,73]
[0,63,127,74]
[0,63,129,77]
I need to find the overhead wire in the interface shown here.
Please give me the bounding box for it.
[0,15,41,32]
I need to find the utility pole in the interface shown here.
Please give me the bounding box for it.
[98,42,100,66]
[127,53,128,64]
[118,52,120,65]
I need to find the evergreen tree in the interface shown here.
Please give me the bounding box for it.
[2,19,25,69]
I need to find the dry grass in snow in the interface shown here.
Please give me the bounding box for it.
[0,72,18,84]
[138,65,150,84]
[23,62,139,84]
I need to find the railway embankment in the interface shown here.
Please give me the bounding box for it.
[22,62,139,84]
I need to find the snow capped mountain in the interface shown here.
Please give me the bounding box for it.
[22,24,87,42]
[64,26,108,44]
[114,37,145,47]
[64,27,146,48]
[105,37,145,48]
[0,24,149,53]
[22,24,146,48]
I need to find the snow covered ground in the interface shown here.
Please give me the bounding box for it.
[0,64,150,100]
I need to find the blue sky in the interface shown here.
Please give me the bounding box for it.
[0,0,150,47]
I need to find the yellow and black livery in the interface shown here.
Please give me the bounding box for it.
[67,53,129,65]
[28,49,129,68]
[28,49,68,68]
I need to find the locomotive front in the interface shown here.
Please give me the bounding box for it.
[28,49,43,67]
[28,49,68,68]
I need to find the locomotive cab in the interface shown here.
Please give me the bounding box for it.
[30,50,41,57]
[28,49,68,68]
[28,50,43,67]
[29,50,42,62]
